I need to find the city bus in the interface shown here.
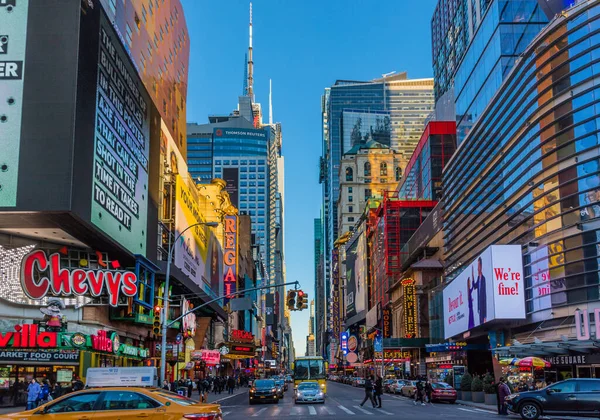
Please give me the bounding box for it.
[292,356,327,393]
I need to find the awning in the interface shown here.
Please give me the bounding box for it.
[493,339,600,357]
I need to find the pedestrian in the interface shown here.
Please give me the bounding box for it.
[498,377,511,416]
[227,376,235,395]
[51,381,62,400]
[162,380,170,391]
[424,380,433,404]
[72,377,84,392]
[374,375,383,408]
[493,380,501,414]
[26,378,41,411]
[359,376,376,408]
[38,380,51,404]
[414,377,425,406]
[187,380,193,398]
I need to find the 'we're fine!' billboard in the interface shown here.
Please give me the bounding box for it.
[443,245,525,339]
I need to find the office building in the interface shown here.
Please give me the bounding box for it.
[432,0,548,142]
[337,141,405,234]
[441,0,600,379]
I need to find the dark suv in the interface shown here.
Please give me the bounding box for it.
[505,378,600,419]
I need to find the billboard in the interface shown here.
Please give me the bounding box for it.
[345,226,366,318]
[443,245,525,339]
[222,168,239,208]
[223,215,238,301]
[0,0,28,207]
[90,12,151,255]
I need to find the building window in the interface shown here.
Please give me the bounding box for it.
[380,162,387,176]
[395,167,402,181]
[348,195,353,203]
[346,167,353,181]
[125,24,133,46]
[348,217,355,222]
[348,187,353,193]
[364,162,371,177]
[348,206,353,213]
[109,0,116,12]
[365,189,372,199]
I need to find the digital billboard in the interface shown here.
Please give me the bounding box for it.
[174,174,222,298]
[345,226,367,318]
[90,13,151,255]
[0,0,28,207]
[223,215,238,302]
[222,168,239,207]
[443,245,525,339]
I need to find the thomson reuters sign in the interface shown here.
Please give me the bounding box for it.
[20,250,138,306]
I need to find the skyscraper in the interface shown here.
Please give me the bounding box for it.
[431,0,548,142]
[313,217,324,356]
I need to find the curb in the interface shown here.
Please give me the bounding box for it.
[456,400,496,412]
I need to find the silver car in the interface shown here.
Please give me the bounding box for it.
[294,382,325,404]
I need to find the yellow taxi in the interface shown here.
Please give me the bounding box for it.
[0,387,222,420]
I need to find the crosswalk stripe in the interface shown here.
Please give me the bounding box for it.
[222,412,231,417]
[252,407,268,416]
[308,406,317,415]
[354,405,374,415]
[379,409,394,415]
[321,405,335,415]
[474,408,492,413]
[271,408,281,417]
[338,405,355,415]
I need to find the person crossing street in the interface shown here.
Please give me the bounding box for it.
[359,376,376,408]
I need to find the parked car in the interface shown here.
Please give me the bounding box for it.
[401,381,418,397]
[383,379,396,393]
[390,380,407,395]
[505,378,600,420]
[294,381,325,404]
[352,378,365,387]
[249,379,279,405]
[430,382,457,403]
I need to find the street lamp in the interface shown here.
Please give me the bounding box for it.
[160,221,219,384]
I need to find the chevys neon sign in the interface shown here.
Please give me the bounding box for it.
[223,216,238,299]
[20,251,138,307]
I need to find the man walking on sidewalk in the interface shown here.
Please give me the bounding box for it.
[374,375,383,408]
[227,376,235,395]
[359,376,376,408]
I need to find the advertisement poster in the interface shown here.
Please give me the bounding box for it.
[0,0,28,207]
[222,168,239,208]
[443,245,525,339]
[345,227,366,318]
[91,14,150,255]
[174,174,222,297]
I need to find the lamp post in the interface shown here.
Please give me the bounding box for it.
[160,221,219,385]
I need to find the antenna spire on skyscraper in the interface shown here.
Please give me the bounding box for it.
[269,79,273,125]
[247,2,254,100]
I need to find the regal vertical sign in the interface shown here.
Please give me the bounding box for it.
[223,215,238,302]
[91,13,150,255]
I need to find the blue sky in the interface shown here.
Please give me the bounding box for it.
[181,0,437,357]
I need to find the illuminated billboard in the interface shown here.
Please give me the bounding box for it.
[0,0,28,207]
[443,245,525,339]
[345,226,366,318]
[223,215,238,301]
[90,12,151,255]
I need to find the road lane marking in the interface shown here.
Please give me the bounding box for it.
[354,405,374,415]
[252,407,268,417]
[378,409,394,415]
[474,408,493,413]
[338,405,355,415]
[271,408,281,417]
[308,406,317,415]
[321,405,335,415]
[457,408,477,413]
[222,412,231,417]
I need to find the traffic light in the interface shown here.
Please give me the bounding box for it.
[152,305,162,336]
[287,290,296,310]
[296,290,308,310]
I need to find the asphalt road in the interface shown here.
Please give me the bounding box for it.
[220,381,505,419]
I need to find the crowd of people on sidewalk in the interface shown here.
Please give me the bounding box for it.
[21,376,84,410]
[161,375,253,403]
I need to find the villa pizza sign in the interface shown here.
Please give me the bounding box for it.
[20,250,138,306]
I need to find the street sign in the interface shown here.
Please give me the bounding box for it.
[374,335,383,352]
[175,334,182,344]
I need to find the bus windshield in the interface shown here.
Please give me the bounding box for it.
[294,359,326,380]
